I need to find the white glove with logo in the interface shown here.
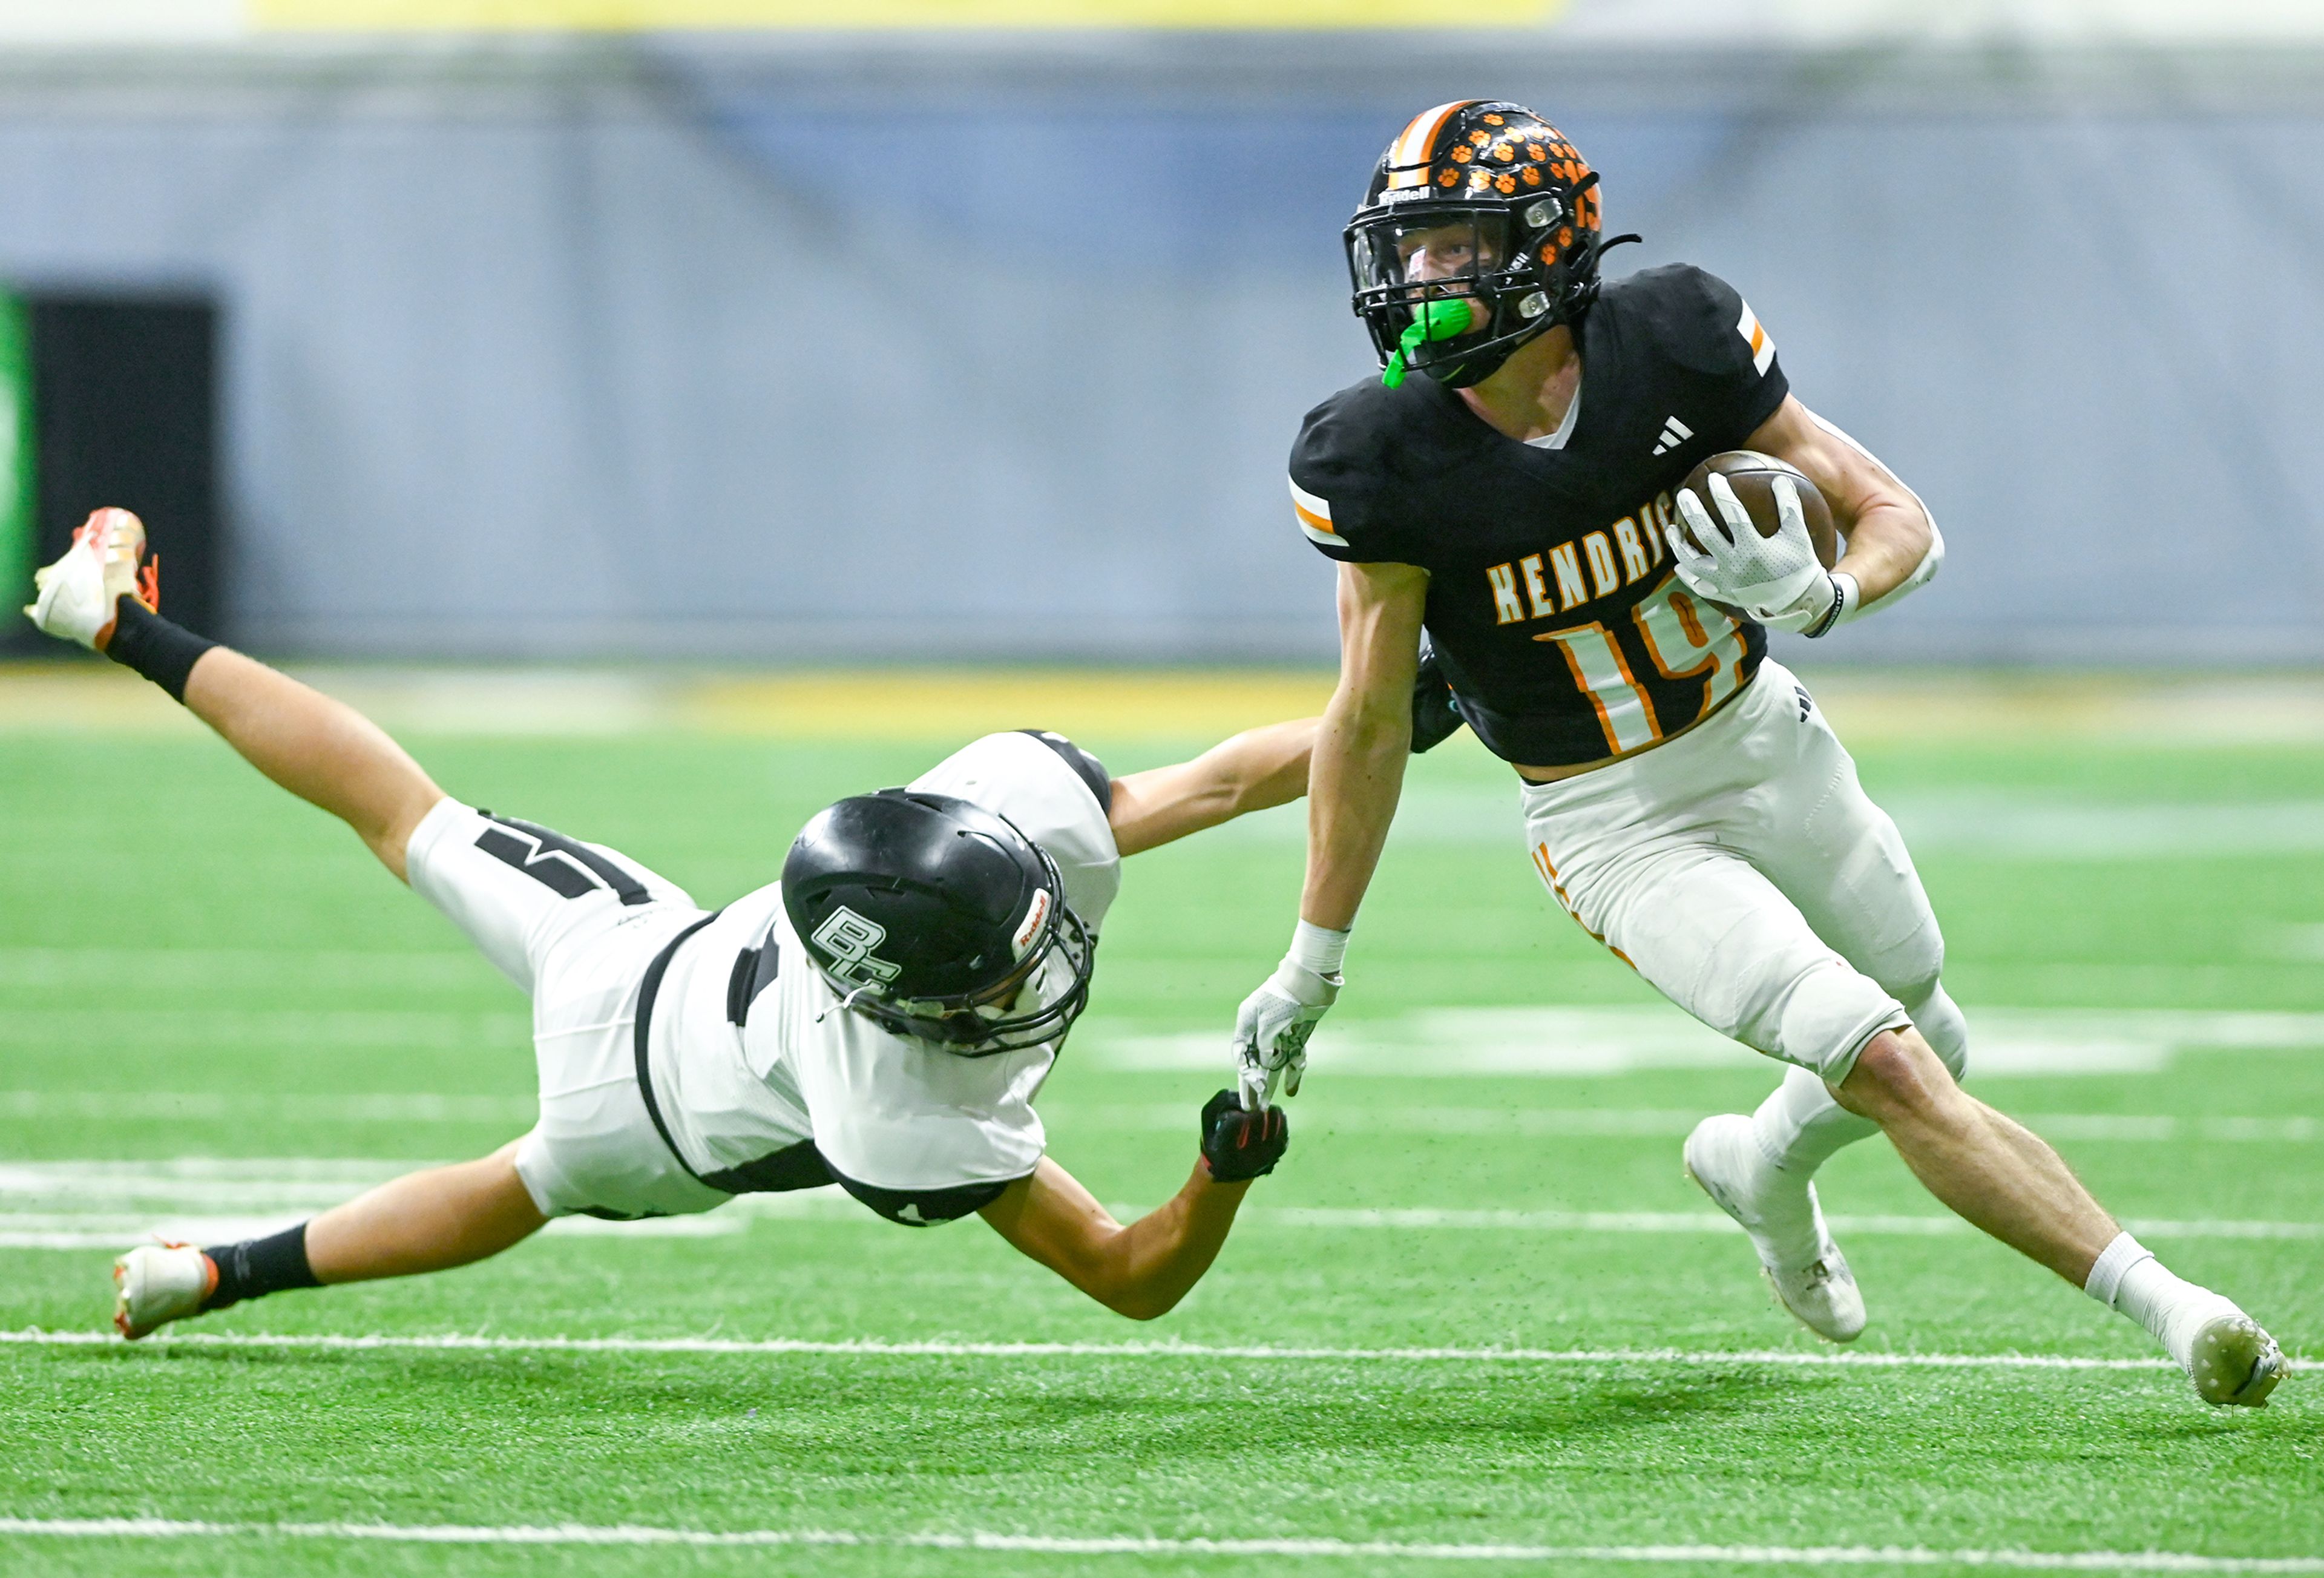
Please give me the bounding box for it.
[1667,472,1843,636]
[1233,921,1348,1111]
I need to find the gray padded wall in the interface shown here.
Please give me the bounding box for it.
[0,38,2317,663]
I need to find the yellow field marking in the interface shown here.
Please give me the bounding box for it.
[0,663,1333,740]
[681,669,1334,740]
[5,662,2323,746]
[254,0,1561,28]
[0,665,202,734]
[1805,670,2324,747]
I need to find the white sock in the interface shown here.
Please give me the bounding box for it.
[1749,1064,1879,1177]
[2083,1231,2238,1368]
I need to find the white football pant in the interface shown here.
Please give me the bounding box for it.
[1519,659,1967,1178]
[404,797,731,1220]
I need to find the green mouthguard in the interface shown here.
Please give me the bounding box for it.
[1382,298,1480,388]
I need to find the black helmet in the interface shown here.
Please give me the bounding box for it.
[781,789,1095,1056]
[1345,100,1625,389]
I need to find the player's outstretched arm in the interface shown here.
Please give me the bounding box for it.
[1108,656,1469,857]
[979,1093,1287,1320]
[1108,717,1319,857]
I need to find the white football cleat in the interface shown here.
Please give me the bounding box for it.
[113,1242,217,1341]
[2186,1312,2286,1408]
[1685,1113,1867,1343]
[25,507,156,651]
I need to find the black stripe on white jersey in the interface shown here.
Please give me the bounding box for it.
[474,812,651,906]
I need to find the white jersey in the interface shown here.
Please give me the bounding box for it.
[643,731,1121,1225]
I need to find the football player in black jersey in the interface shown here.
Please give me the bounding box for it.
[1232,100,2281,1406]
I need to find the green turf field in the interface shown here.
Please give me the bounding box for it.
[2,667,2320,1576]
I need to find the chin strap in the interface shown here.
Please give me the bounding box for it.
[1563,229,1642,319]
[1382,297,1482,387]
[815,981,879,1025]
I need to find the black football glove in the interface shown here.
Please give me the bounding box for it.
[1200,1088,1289,1182]
[1410,638,1466,754]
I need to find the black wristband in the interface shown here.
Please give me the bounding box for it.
[104,596,219,702]
[1802,575,1848,639]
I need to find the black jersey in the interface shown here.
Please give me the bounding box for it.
[1289,264,1790,768]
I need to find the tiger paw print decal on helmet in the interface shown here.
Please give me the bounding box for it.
[1345,100,1636,390]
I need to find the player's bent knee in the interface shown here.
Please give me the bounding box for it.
[1833,1028,1963,1128]
[1900,981,1969,1082]
[1758,958,1911,1088]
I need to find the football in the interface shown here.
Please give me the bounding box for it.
[1676,450,1839,568]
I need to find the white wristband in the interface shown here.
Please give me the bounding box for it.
[1288,919,1351,978]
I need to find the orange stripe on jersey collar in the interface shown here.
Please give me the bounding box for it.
[1387,100,1479,188]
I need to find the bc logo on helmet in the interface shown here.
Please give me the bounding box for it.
[812,907,902,989]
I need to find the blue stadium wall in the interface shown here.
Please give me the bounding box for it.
[0,36,2318,664]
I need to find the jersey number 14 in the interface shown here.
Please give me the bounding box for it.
[1535,577,1745,757]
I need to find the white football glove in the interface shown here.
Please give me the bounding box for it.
[1668,472,1840,635]
[1233,958,1339,1112]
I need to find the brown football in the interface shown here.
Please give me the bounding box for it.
[1676,451,1839,569]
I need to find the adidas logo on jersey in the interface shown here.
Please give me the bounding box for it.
[1650,415,1694,456]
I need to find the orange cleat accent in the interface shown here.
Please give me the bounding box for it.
[25,507,152,652]
[112,1240,218,1341]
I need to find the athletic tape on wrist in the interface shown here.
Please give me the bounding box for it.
[1288,919,1351,978]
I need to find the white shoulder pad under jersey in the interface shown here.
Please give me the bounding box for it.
[908,730,1121,933]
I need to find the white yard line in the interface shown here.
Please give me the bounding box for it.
[1042,1106,2321,1143]
[0,1517,2316,1570]
[3,1160,2319,1248]
[1215,784,2324,860]
[7,1001,2324,1078]
[0,1010,530,1050]
[0,948,485,990]
[0,1326,2267,1373]
[0,1091,535,1122]
[1085,1007,2324,1079]
[1258,1209,2324,1241]
[8,1095,2319,1142]
[0,1217,743,1249]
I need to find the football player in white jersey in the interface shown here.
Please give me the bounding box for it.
[1231,100,2283,1407]
[25,511,1305,1340]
